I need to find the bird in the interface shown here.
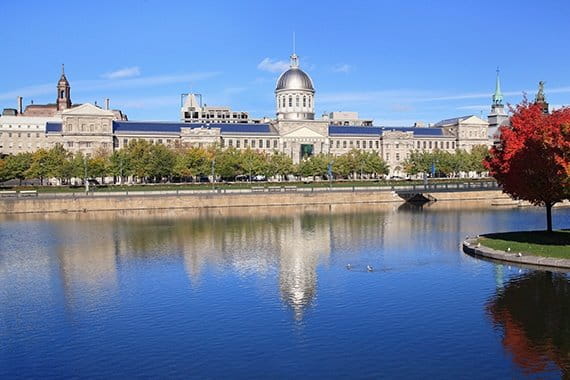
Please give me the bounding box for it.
[346,264,352,270]
[367,265,374,272]
[506,247,511,252]
[476,243,481,248]
[517,252,522,257]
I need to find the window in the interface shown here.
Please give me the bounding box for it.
[283,142,287,149]
[308,97,311,108]
[423,141,426,149]
[446,141,450,149]
[452,141,456,149]
[296,96,300,107]
[236,140,240,148]
[343,141,347,148]
[303,96,306,107]
[252,140,256,148]
[244,139,248,147]
[386,153,390,160]
[158,139,163,144]
[8,133,12,137]
[259,139,263,147]
[18,133,21,138]
[27,133,31,138]
[417,141,420,149]
[375,141,379,149]
[356,141,360,148]
[36,133,40,138]
[273,140,277,148]
[266,140,270,148]
[396,153,400,161]
[288,96,292,107]
[429,141,432,149]
[228,139,233,147]
[336,140,340,148]
[396,143,399,149]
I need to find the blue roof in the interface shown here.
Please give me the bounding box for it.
[113,121,184,133]
[187,123,275,134]
[113,121,275,134]
[329,126,444,137]
[46,122,62,133]
[329,126,383,135]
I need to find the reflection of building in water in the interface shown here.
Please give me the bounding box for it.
[54,221,118,308]
[277,214,331,320]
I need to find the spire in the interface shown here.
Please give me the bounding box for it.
[492,67,503,106]
[290,32,299,68]
[62,63,65,75]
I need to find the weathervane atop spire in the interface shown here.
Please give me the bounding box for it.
[290,32,299,68]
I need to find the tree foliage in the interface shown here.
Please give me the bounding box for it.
[403,146,490,177]
[484,102,570,231]
[0,140,393,185]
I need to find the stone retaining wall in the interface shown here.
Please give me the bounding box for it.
[0,189,519,215]
[463,238,570,270]
[0,190,403,214]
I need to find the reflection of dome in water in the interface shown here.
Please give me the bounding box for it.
[280,268,317,321]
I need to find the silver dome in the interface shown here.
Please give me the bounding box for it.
[276,68,315,92]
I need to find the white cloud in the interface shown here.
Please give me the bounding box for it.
[331,64,351,73]
[101,66,141,80]
[0,72,221,102]
[257,58,290,73]
[455,105,488,110]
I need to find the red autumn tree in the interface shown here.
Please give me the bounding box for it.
[484,102,570,231]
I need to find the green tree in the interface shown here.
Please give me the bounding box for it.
[173,146,210,181]
[147,144,175,182]
[3,153,32,185]
[109,150,132,184]
[125,139,153,182]
[268,152,294,181]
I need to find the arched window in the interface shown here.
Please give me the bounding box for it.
[288,96,292,107]
[282,96,285,107]
[303,96,306,107]
[308,96,311,108]
[60,90,64,99]
[296,96,299,107]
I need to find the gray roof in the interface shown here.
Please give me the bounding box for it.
[276,68,315,92]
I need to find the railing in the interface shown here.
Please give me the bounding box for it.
[0,181,500,200]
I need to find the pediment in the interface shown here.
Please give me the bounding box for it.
[459,115,487,125]
[62,103,115,116]
[282,126,326,138]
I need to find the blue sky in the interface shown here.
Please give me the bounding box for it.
[2,0,570,125]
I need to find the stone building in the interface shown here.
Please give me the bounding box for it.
[1,54,493,175]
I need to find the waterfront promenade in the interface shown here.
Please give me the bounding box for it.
[0,181,512,214]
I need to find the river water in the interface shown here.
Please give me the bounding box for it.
[1,202,569,379]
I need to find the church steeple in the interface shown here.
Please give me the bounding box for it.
[488,67,509,132]
[57,64,71,111]
[492,67,503,106]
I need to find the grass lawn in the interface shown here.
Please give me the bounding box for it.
[478,230,570,259]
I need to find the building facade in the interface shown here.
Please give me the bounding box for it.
[1,54,494,175]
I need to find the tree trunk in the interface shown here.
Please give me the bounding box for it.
[546,202,553,232]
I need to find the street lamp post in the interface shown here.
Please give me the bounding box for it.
[327,161,333,190]
[211,158,215,192]
[84,154,89,193]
